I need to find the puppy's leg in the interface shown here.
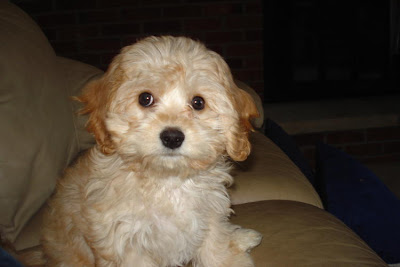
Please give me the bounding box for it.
[121,249,158,267]
[194,220,261,267]
[42,229,95,267]
[231,227,263,253]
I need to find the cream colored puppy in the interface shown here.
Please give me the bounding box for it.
[42,36,262,267]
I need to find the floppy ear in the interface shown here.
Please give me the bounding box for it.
[225,85,260,161]
[75,75,116,154]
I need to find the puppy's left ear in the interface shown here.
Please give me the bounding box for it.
[226,85,260,161]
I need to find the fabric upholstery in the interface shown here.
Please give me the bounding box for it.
[229,131,323,209]
[0,1,78,242]
[231,200,388,267]
[56,56,102,151]
[316,143,400,264]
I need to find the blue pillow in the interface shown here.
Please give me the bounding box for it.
[264,119,315,185]
[316,143,400,264]
[0,248,23,267]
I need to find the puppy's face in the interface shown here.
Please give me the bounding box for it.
[78,36,258,175]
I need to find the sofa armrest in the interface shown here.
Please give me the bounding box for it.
[229,131,323,209]
[231,200,387,266]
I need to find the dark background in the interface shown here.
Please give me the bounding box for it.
[10,0,264,98]
[11,0,400,102]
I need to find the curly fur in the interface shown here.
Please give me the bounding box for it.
[41,36,261,267]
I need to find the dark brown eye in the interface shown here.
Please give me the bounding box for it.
[139,92,154,107]
[191,96,205,110]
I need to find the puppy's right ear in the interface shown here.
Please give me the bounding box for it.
[75,76,115,154]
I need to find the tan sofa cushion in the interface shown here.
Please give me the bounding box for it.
[12,58,102,251]
[231,200,387,267]
[230,131,323,209]
[0,1,88,242]
[56,56,102,151]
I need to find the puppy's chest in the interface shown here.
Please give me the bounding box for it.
[100,177,224,252]
[133,178,217,231]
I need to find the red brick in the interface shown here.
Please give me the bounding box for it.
[122,35,144,46]
[97,0,139,8]
[245,1,263,14]
[360,154,400,164]
[122,7,162,21]
[37,13,77,27]
[326,130,365,144]
[232,69,262,81]
[292,133,325,146]
[226,43,263,57]
[205,3,243,16]
[51,41,79,56]
[14,0,53,13]
[226,15,263,29]
[79,10,120,24]
[101,53,119,66]
[101,23,141,36]
[244,57,263,68]
[205,31,243,44]
[184,18,222,31]
[82,38,121,51]
[367,127,400,142]
[143,20,182,34]
[57,26,99,40]
[206,45,224,55]
[75,53,102,66]
[141,0,186,5]
[55,0,96,10]
[246,30,263,41]
[384,142,400,154]
[164,6,204,18]
[345,143,384,157]
[225,58,244,69]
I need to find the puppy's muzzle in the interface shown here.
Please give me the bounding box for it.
[160,128,185,149]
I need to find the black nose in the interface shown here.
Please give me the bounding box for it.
[160,128,185,149]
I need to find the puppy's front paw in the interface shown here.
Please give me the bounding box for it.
[233,228,262,253]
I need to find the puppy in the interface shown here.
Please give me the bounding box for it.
[42,36,262,267]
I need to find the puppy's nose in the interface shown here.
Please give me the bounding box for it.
[160,128,185,149]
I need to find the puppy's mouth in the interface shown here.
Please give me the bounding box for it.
[161,151,184,158]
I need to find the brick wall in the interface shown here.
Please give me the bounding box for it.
[293,126,400,169]
[11,0,264,98]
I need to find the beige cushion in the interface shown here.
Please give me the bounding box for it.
[230,131,323,209]
[0,1,96,243]
[12,58,102,251]
[57,56,102,151]
[231,200,387,267]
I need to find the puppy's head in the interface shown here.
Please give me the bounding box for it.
[78,36,259,174]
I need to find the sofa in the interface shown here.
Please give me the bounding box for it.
[0,1,388,266]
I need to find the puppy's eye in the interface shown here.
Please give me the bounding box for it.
[191,96,205,110]
[139,92,154,107]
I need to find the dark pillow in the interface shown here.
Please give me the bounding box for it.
[264,119,315,185]
[0,248,23,267]
[316,143,400,264]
